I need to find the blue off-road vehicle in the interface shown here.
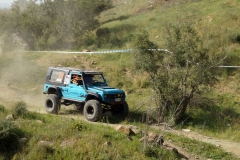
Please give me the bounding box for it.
[43,67,129,122]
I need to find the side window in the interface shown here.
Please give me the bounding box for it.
[71,74,82,85]
[84,75,93,84]
[93,74,104,83]
[50,70,65,83]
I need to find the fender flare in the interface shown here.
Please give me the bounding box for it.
[47,86,63,97]
[85,91,102,102]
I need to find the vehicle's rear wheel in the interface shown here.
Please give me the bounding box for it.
[84,100,102,122]
[45,94,60,114]
[111,101,129,119]
[73,103,84,111]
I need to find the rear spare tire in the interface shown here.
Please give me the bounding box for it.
[84,100,102,122]
[45,94,60,114]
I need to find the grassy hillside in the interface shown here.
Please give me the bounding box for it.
[0,0,240,159]
[97,0,240,54]
[0,49,239,159]
[97,0,240,141]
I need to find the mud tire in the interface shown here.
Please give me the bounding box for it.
[45,94,60,114]
[84,100,102,122]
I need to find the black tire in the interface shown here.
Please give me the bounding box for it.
[83,100,102,122]
[73,103,84,111]
[45,94,60,114]
[111,101,129,119]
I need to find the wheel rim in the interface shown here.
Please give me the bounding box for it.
[87,106,94,115]
[46,100,53,109]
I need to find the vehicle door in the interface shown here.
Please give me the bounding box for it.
[59,74,71,98]
[66,74,86,101]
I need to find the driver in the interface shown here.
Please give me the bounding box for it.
[71,74,82,84]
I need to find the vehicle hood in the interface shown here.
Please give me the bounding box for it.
[86,85,125,94]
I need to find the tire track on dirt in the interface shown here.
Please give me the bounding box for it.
[167,129,240,159]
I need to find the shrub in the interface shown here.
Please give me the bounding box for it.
[236,34,240,43]
[144,146,158,158]
[0,119,21,153]
[12,102,45,121]
[24,111,45,122]
[133,25,224,124]
[231,33,240,44]
[12,101,28,118]
[0,104,6,113]
[144,145,178,159]
[71,121,86,131]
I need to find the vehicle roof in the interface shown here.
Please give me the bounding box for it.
[49,66,103,74]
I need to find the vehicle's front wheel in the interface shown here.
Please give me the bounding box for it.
[45,94,60,114]
[84,100,102,122]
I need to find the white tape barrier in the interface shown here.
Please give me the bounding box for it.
[23,49,170,54]
[218,66,240,68]
[29,50,132,54]
[20,49,239,68]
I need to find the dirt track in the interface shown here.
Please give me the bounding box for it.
[169,129,240,159]
[148,124,240,159]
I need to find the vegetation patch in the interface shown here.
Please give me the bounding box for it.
[0,119,24,159]
[165,132,238,160]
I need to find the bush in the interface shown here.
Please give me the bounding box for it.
[96,27,111,47]
[230,33,240,44]
[12,101,28,118]
[144,146,158,158]
[236,34,240,43]
[144,145,178,159]
[24,111,45,122]
[0,104,6,113]
[0,119,21,153]
[11,102,45,121]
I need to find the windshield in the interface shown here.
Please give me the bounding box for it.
[83,74,106,86]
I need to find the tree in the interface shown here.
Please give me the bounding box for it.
[6,0,112,50]
[14,0,28,11]
[133,24,224,124]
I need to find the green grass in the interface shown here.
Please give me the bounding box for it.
[1,0,240,159]
[1,102,238,160]
[0,103,237,159]
[97,0,240,53]
[0,104,181,160]
[178,85,240,142]
[164,132,238,160]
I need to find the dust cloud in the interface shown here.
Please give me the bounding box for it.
[0,47,46,112]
